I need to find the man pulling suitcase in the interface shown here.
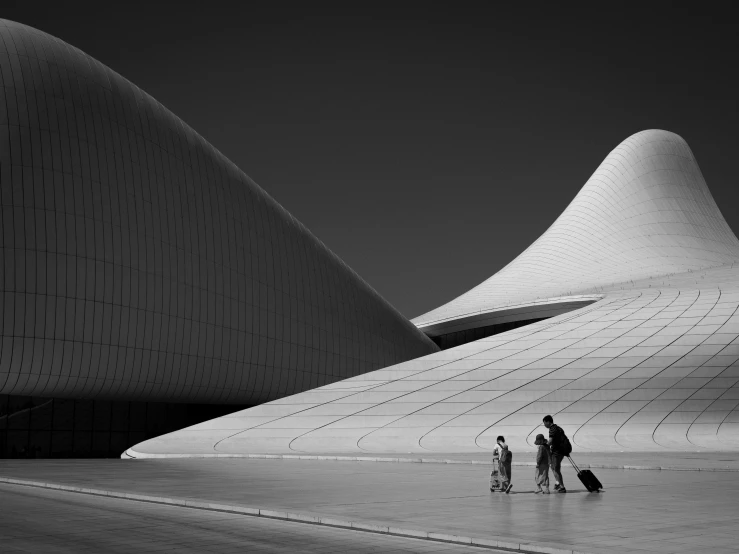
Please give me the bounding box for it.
[543,415,571,493]
[542,414,603,493]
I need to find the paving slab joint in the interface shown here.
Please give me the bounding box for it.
[0,475,585,554]
[123,449,739,471]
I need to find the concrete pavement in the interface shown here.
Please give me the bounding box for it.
[2,456,739,553]
[0,484,492,554]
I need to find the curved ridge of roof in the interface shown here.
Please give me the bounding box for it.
[413,129,739,329]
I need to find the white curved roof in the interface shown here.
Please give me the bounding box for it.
[126,130,739,456]
[413,130,739,332]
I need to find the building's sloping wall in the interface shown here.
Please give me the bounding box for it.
[125,130,739,456]
[0,19,438,405]
[413,130,739,335]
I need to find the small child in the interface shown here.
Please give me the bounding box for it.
[534,434,550,494]
[494,435,513,493]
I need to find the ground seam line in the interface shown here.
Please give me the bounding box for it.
[0,476,588,554]
[124,451,738,471]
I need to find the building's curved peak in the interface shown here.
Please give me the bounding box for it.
[413,129,739,329]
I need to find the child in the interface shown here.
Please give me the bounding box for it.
[494,435,513,493]
[534,434,550,494]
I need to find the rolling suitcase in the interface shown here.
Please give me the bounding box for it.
[567,455,603,492]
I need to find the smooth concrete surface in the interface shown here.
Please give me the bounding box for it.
[2,458,739,553]
[0,479,551,554]
[0,484,493,554]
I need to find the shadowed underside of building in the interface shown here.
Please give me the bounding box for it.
[0,20,437,457]
[127,130,739,457]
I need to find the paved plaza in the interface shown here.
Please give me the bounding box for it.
[0,484,489,554]
[2,455,739,553]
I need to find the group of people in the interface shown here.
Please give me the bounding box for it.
[489,415,570,494]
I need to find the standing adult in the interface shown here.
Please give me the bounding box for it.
[543,415,567,493]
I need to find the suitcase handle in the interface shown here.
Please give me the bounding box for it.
[567,455,582,474]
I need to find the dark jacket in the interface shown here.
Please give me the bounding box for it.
[548,423,565,454]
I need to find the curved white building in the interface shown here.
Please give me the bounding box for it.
[0,19,437,458]
[127,130,739,457]
[415,130,739,341]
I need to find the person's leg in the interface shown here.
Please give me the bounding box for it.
[499,460,509,490]
[552,454,565,491]
[542,465,550,493]
[503,460,513,493]
[549,454,557,488]
[534,467,543,493]
[550,453,562,488]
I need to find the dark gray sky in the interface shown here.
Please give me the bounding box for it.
[6,3,739,319]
